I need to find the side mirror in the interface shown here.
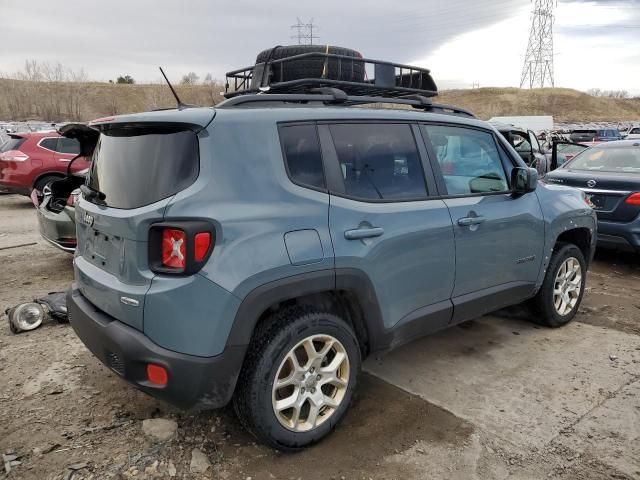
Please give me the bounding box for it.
[511,167,537,194]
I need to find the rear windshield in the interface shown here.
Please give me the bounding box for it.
[1,137,26,153]
[88,127,199,209]
[566,147,640,173]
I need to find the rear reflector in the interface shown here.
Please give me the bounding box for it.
[146,364,168,386]
[162,229,186,269]
[625,192,640,205]
[194,232,212,261]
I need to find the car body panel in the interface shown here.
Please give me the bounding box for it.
[64,104,597,412]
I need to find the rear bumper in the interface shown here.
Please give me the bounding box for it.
[37,202,77,253]
[67,285,245,410]
[597,217,640,252]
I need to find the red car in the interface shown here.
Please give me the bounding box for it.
[0,131,89,195]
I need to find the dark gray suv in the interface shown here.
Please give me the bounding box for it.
[65,53,596,450]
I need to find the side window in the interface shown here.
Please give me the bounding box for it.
[57,137,81,155]
[511,132,532,153]
[279,124,325,190]
[39,138,58,151]
[425,125,509,195]
[328,123,428,201]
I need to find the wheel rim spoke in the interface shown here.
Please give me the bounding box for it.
[552,256,582,316]
[272,333,350,433]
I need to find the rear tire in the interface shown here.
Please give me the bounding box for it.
[529,243,587,327]
[255,45,365,84]
[33,175,62,194]
[233,306,360,450]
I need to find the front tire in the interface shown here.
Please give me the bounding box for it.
[530,243,587,327]
[233,306,360,450]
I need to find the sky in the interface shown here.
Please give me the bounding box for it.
[1,0,639,93]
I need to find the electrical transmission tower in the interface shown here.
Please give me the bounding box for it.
[291,18,319,45]
[520,0,556,88]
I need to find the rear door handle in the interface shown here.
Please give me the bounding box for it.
[457,216,486,227]
[344,227,384,240]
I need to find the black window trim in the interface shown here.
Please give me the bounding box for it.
[277,121,329,194]
[318,120,437,204]
[419,122,516,199]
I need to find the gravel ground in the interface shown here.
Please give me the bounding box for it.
[0,194,638,480]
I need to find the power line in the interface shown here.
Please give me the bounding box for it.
[520,0,556,88]
[290,18,319,45]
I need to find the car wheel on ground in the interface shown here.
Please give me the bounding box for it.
[529,243,587,327]
[233,306,360,450]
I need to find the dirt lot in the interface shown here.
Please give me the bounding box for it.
[0,194,639,480]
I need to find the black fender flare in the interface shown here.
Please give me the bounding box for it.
[226,268,386,352]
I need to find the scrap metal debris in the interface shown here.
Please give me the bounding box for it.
[5,291,68,333]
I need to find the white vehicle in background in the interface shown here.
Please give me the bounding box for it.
[623,126,640,140]
[488,115,554,134]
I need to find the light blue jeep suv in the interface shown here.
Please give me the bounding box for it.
[65,86,596,450]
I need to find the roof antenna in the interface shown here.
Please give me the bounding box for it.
[159,67,194,110]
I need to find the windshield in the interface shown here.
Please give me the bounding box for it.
[565,147,640,173]
[88,127,199,209]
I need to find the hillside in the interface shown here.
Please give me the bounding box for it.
[1,79,639,123]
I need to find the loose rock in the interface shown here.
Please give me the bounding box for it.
[190,448,211,474]
[142,418,178,442]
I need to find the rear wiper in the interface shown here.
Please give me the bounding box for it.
[80,184,106,202]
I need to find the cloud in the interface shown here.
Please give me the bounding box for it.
[0,0,637,94]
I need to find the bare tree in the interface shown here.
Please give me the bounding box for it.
[181,72,200,85]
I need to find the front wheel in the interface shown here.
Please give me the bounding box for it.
[530,243,587,327]
[233,306,360,450]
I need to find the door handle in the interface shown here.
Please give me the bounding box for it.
[457,216,486,227]
[344,227,384,240]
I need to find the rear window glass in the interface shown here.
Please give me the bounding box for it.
[567,147,640,173]
[0,137,25,153]
[279,124,325,190]
[88,128,199,209]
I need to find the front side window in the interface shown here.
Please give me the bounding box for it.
[328,123,427,201]
[425,125,509,195]
[279,124,325,190]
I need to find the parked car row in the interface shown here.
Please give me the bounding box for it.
[0,130,89,195]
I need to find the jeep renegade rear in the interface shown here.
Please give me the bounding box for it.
[67,49,596,450]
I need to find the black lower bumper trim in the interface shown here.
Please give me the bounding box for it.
[67,285,245,410]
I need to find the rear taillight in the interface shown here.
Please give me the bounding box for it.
[149,222,215,275]
[0,150,29,162]
[194,232,212,261]
[162,229,187,269]
[625,192,640,205]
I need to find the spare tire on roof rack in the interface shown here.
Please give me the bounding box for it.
[254,45,365,84]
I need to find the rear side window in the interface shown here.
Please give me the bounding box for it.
[39,137,58,151]
[88,128,199,209]
[425,125,509,195]
[279,124,325,190]
[328,123,428,201]
[0,137,25,153]
[57,137,81,154]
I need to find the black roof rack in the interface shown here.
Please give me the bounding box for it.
[225,52,438,99]
[217,89,475,118]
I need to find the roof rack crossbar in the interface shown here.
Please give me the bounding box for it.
[217,91,475,118]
